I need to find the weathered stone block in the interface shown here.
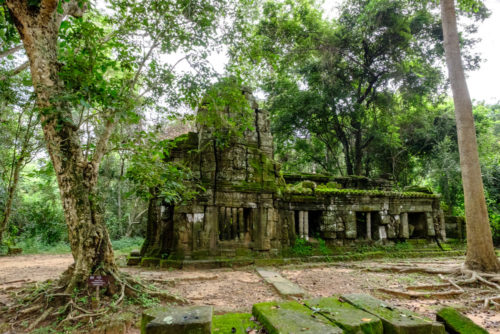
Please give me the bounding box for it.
[252,301,342,334]
[142,306,212,334]
[306,297,383,334]
[436,307,488,334]
[126,257,141,266]
[342,294,444,334]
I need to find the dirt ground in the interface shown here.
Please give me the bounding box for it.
[1,254,499,333]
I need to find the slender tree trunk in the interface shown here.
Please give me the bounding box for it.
[440,0,500,272]
[0,156,23,244]
[7,0,118,289]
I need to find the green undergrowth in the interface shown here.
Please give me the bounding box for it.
[13,238,70,254]
[0,237,144,256]
[112,237,144,255]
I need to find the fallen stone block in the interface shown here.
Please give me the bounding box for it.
[252,300,343,334]
[436,307,488,334]
[342,294,444,334]
[256,268,306,298]
[126,256,141,266]
[305,296,383,334]
[141,305,212,334]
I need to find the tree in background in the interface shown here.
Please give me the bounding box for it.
[239,0,447,176]
[440,0,500,271]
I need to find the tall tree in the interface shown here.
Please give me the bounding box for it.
[2,0,234,293]
[440,0,500,271]
[241,0,445,176]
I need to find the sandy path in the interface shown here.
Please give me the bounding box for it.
[0,254,498,333]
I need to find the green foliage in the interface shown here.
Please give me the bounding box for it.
[111,237,144,254]
[290,238,313,257]
[126,131,197,203]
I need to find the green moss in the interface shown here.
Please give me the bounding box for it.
[212,313,260,333]
[314,187,438,198]
[159,259,183,269]
[140,257,160,267]
[305,297,383,334]
[252,301,342,334]
[254,258,285,266]
[436,307,488,334]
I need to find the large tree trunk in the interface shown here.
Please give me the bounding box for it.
[440,0,500,272]
[7,0,118,290]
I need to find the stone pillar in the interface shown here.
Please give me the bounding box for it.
[238,208,245,240]
[426,212,436,237]
[232,208,238,240]
[304,211,309,241]
[400,212,409,239]
[218,206,226,240]
[299,211,304,239]
[225,207,233,239]
[366,212,372,240]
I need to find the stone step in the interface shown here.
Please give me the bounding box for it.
[252,300,343,334]
[305,296,383,334]
[141,305,212,334]
[341,294,445,334]
[436,307,488,334]
[256,268,306,298]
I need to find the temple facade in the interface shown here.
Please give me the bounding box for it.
[142,89,445,259]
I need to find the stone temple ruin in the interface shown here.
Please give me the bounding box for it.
[140,89,446,260]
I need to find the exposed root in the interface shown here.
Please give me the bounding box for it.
[3,268,185,331]
[377,287,463,299]
[27,307,54,331]
[370,263,500,307]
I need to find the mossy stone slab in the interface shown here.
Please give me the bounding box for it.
[436,307,488,334]
[252,301,342,334]
[305,297,383,334]
[212,313,260,334]
[342,294,444,334]
[141,305,212,334]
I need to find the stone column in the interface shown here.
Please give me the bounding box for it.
[304,211,309,241]
[226,207,233,239]
[426,212,436,236]
[366,212,372,240]
[299,211,304,239]
[232,208,238,241]
[400,212,409,239]
[238,208,245,240]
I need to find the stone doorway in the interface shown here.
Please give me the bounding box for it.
[408,212,427,238]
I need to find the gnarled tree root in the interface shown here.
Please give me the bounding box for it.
[6,269,185,331]
[370,264,500,309]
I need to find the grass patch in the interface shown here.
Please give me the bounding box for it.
[112,237,144,255]
[14,238,70,254]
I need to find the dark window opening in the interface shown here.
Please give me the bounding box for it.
[356,212,368,240]
[370,212,383,240]
[294,210,300,237]
[308,211,322,238]
[408,212,427,238]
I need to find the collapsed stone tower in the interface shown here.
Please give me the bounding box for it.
[139,88,445,260]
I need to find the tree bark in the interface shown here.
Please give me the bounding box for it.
[140,193,175,257]
[6,0,118,290]
[440,0,500,272]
